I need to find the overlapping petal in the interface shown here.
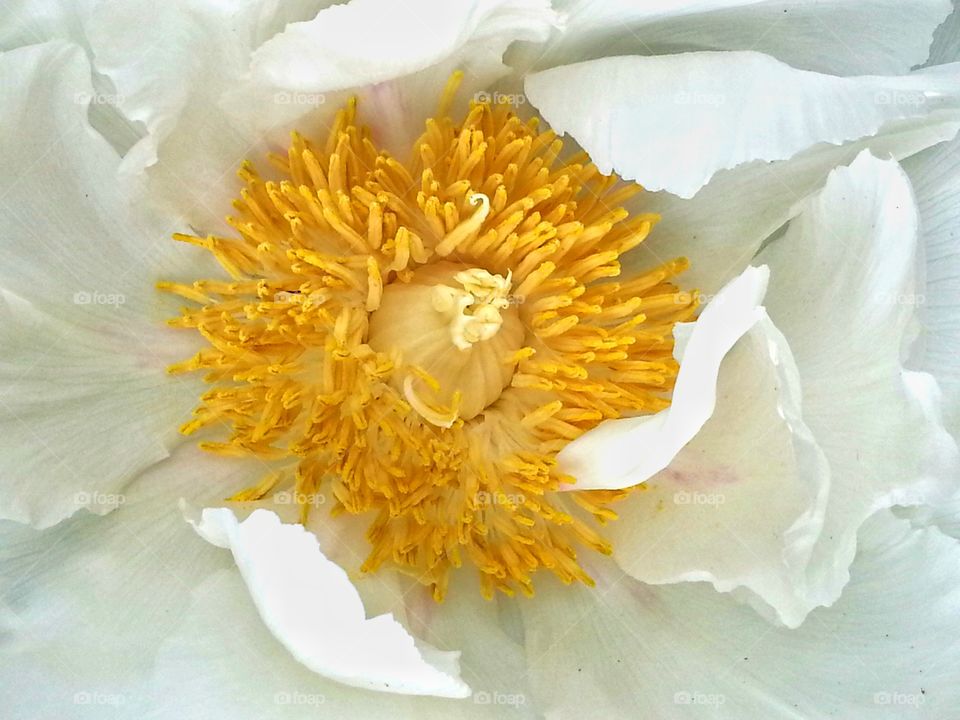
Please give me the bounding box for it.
[0,42,215,528]
[521,513,960,719]
[524,51,960,198]
[517,0,952,76]
[583,151,958,627]
[185,506,470,698]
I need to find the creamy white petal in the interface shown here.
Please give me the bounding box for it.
[603,313,831,627]
[515,0,951,76]
[558,265,769,490]
[755,150,959,610]
[186,507,470,698]
[524,52,960,198]
[0,444,518,718]
[902,133,960,437]
[0,42,217,528]
[521,512,960,719]
[602,150,959,627]
[252,0,555,92]
[0,0,88,50]
[624,113,960,296]
[928,0,960,65]
[229,0,557,161]
[0,446,249,718]
[81,0,335,227]
[98,0,555,230]
[142,568,536,719]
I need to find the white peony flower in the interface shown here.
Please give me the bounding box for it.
[2,0,960,717]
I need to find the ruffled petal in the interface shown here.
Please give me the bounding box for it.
[928,0,960,65]
[624,114,960,296]
[83,0,334,226]
[603,313,831,627]
[902,133,960,437]
[0,446,248,718]
[91,0,555,230]
[185,506,470,698]
[0,42,214,528]
[518,0,952,76]
[599,150,958,627]
[0,445,523,718]
[558,265,769,490]
[521,513,960,719]
[755,150,958,611]
[524,51,960,198]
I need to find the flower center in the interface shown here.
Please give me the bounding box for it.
[367,258,524,426]
[161,77,696,601]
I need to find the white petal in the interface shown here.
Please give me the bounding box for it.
[252,0,556,93]
[0,0,87,50]
[928,0,960,65]
[86,0,330,171]
[523,0,952,76]
[524,52,960,198]
[0,446,252,717]
[0,445,498,718]
[0,42,213,528]
[521,512,960,719]
[558,265,769,490]
[625,113,960,296]
[186,507,471,698]
[602,150,959,627]
[755,150,959,609]
[604,313,832,627]
[97,0,554,230]
[232,0,557,160]
[903,132,960,437]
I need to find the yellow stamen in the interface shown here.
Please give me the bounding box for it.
[162,88,697,601]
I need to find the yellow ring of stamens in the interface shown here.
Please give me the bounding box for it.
[161,82,697,601]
